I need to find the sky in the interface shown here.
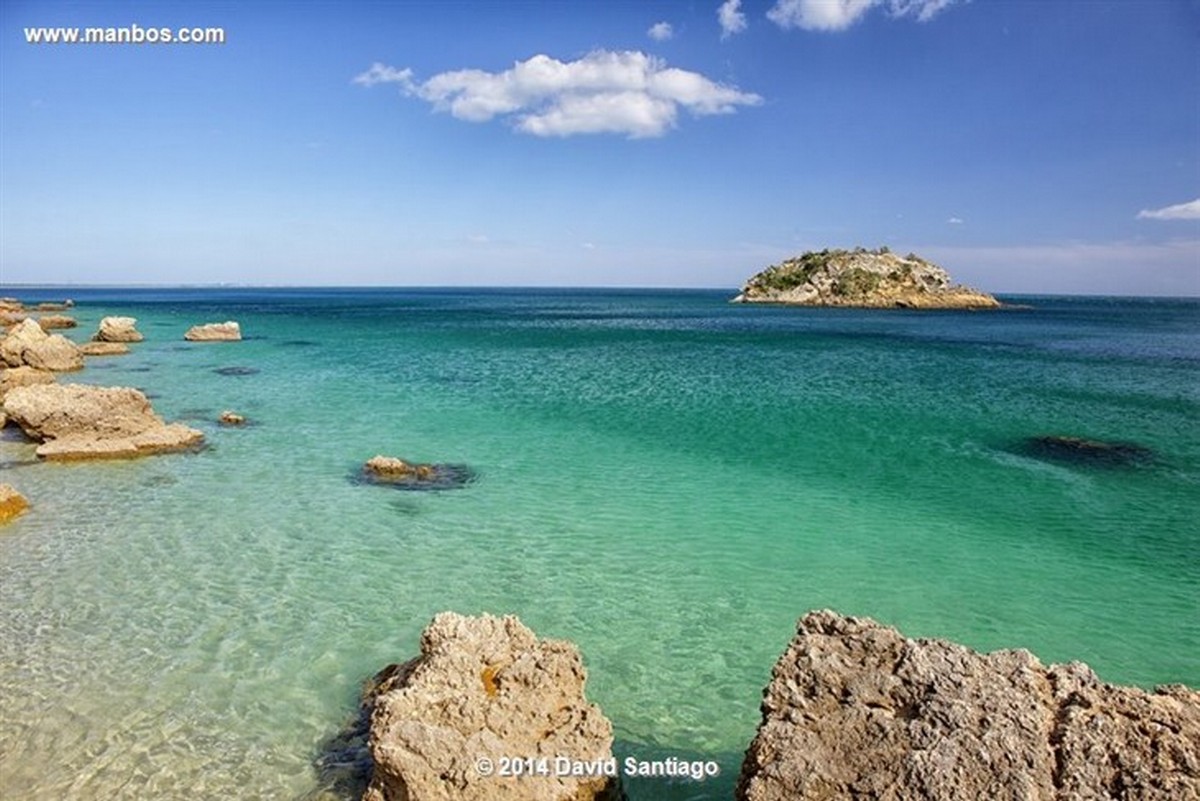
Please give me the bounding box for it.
[0,0,1197,294]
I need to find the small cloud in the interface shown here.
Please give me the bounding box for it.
[648,21,674,41]
[1136,198,1200,221]
[355,50,761,139]
[582,242,597,250]
[947,216,963,224]
[767,0,960,32]
[467,234,490,244]
[718,0,748,38]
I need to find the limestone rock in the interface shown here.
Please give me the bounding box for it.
[79,341,131,356]
[737,610,1200,801]
[361,455,476,491]
[0,366,56,399]
[733,248,1000,309]
[219,410,246,425]
[0,318,84,371]
[37,314,77,330]
[184,321,241,341]
[93,316,144,343]
[364,612,620,801]
[0,484,29,524]
[2,383,204,460]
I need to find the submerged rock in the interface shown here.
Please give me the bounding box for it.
[2,383,204,460]
[1024,435,1155,467]
[0,318,84,372]
[185,321,242,341]
[0,484,29,524]
[79,341,130,356]
[361,455,475,491]
[737,610,1200,801]
[93,316,144,343]
[733,248,1000,309]
[218,410,246,426]
[362,612,621,801]
[213,366,259,376]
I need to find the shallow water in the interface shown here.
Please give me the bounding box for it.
[1,288,1197,799]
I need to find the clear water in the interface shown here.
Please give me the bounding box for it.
[1,288,1197,800]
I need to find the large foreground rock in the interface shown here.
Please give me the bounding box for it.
[2,383,204,460]
[0,318,84,371]
[737,610,1200,801]
[733,248,1000,309]
[184,321,241,341]
[364,612,620,801]
[93,316,144,343]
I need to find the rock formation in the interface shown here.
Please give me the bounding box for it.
[0,366,56,399]
[185,321,242,341]
[361,455,476,491]
[93,316,144,343]
[733,248,1000,309]
[363,612,620,801]
[0,318,84,372]
[79,341,131,356]
[737,610,1200,801]
[37,314,77,330]
[0,484,29,524]
[2,383,204,460]
[219,410,246,425]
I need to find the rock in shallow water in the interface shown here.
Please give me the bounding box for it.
[360,454,476,491]
[1023,435,1155,467]
[185,321,242,341]
[363,612,621,801]
[0,318,83,372]
[93,315,144,343]
[0,483,29,524]
[737,610,1200,801]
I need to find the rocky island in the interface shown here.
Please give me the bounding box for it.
[733,248,1000,309]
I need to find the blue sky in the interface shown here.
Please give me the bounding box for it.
[1,0,1197,294]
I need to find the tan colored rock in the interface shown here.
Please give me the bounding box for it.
[0,366,56,399]
[364,454,434,480]
[0,484,29,524]
[79,341,130,356]
[218,410,246,425]
[37,314,77,330]
[2,383,204,461]
[737,610,1200,801]
[184,321,241,341]
[364,612,620,801]
[1,311,28,328]
[0,318,84,371]
[92,316,144,343]
[35,301,72,311]
[733,248,1001,309]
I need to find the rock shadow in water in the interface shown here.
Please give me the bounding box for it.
[212,366,260,376]
[1018,435,1156,468]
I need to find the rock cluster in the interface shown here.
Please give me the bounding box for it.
[737,610,1200,801]
[93,316,144,343]
[185,321,242,341]
[363,612,620,801]
[733,248,1000,309]
[0,318,84,372]
[361,455,476,491]
[2,383,204,460]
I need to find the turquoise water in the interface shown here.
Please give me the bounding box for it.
[1,288,1197,800]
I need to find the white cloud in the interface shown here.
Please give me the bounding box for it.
[767,0,960,31]
[1136,198,1200,221]
[947,216,963,224]
[353,51,761,139]
[648,21,674,41]
[718,0,748,38]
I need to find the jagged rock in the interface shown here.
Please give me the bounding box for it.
[2,383,204,460]
[733,248,1000,309]
[0,484,29,524]
[363,612,621,801]
[0,318,84,371]
[184,321,241,341]
[37,314,77,330]
[0,311,28,328]
[218,410,246,425]
[361,455,475,491]
[93,316,144,343]
[737,610,1200,801]
[0,366,56,399]
[35,301,72,311]
[79,341,130,356]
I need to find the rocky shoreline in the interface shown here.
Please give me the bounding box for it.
[733,248,1001,309]
[331,611,1199,801]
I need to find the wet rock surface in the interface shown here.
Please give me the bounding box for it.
[359,455,476,491]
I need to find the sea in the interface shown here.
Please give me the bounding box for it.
[0,287,1197,800]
